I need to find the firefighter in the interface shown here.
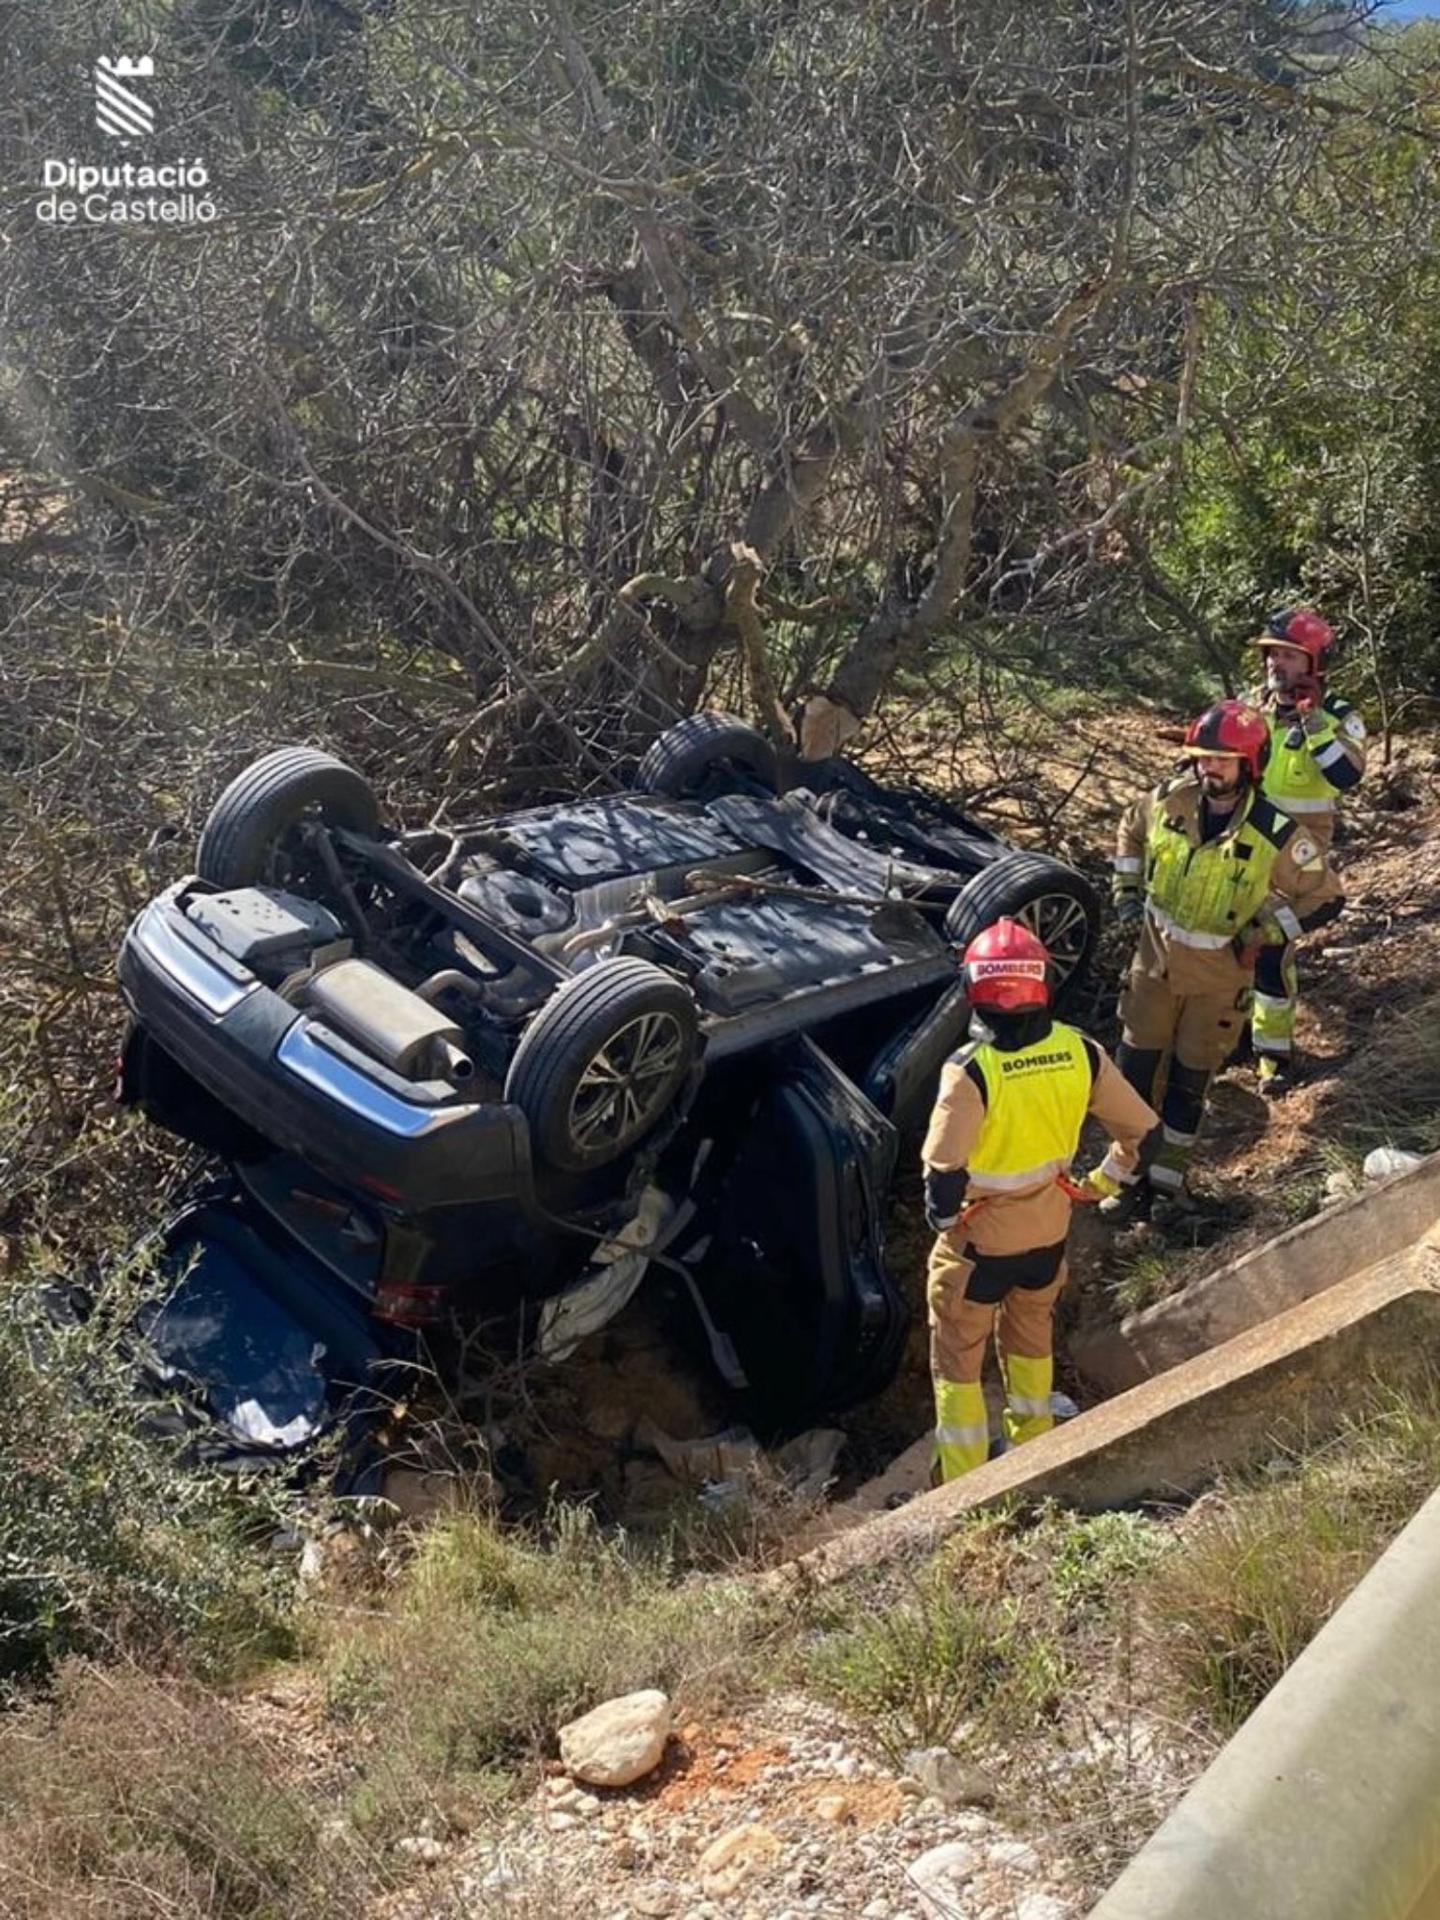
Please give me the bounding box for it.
[1249,608,1366,1093]
[921,918,1161,1482]
[1110,699,1342,1210]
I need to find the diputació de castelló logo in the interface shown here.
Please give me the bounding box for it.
[95,55,156,138]
[37,53,218,227]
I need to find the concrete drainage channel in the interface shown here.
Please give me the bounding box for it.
[767,1150,1440,1914]
[786,1147,1440,1580]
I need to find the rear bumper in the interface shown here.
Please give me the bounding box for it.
[119,886,531,1215]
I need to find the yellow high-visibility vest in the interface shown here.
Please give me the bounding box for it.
[1144,786,1289,941]
[1261,696,1362,819]
[965,1022,1092,1193]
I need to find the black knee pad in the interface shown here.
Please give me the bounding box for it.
[1255,943,1287,997]
[1164,1059,1212,1135]
[1116,1042,1162,1104]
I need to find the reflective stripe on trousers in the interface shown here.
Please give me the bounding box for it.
[935,1378,989,1481]
[1003,1351,1054,1447]
[1253,941,1299,1057]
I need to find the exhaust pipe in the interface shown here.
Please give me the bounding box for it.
[304,958,475,1084]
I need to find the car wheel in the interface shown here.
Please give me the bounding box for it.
[505,958,700,1173]
[944,852,1099,998]
[196,747,380,890]
[634,711,780,800]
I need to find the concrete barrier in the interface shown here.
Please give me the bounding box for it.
[781,1243,1440,1588]
[1072,1148,1440,1395]
[1087,1481,1440,1920]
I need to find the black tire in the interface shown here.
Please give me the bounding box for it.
[505,958,700,1173]
[634,711,780,800]
[196,747,380,889]
[944,852,1100,1000]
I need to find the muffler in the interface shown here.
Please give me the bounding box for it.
[304,958,475,1083]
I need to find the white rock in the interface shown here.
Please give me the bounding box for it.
[909,1840,983,1917]
[861,1902,892,1919]
[395,1834,445,1864]
[987,1838,1043,1875]
[560,1689,672,1787]
[697,1823,783,1898]
[547,1811,579,1833]
[631,1890,678,1917]
[1364,1146,1426,1181]
[903,1747,999,1809]
[1014,1898,1070,1920]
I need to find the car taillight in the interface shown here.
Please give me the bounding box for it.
[372,1278,447,1327]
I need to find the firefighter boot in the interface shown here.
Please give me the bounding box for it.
[1257,1053,1298,1097]
[1098,1181,1153,1225]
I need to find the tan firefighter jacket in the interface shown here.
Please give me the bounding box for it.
[1250,682,1366,852]
[922,1022,1159,1255]
[1112,772,1342,995]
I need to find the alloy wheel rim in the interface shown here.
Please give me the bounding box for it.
[568,1010,687,1152]
[1015,892,1091,982]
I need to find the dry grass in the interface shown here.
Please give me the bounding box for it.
[315,1499,777,1840]
[1143,1382,1440,1730]
[1326,991,1440,1155]
[0,1662,392,1920]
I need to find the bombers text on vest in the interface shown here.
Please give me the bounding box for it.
[964,1023,1093,1193]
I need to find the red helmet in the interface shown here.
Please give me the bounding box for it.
[961,917,1052,1011]
[1258,607,1335,672]
[1181,700,1271,782]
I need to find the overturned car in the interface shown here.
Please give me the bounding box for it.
[117,713,1098,1450]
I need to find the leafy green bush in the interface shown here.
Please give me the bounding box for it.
[0,1252,297,1686]
[1048,1510,1169,1620]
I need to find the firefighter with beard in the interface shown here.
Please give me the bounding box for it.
[1248,608,1366,1093]
[1109,700,1342,1214]
[921,918,1161,1482]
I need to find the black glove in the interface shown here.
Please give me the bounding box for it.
[924,1166,968,1234]
[1113,893,1144,928]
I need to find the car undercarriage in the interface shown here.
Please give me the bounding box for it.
[115,713,1100,1462]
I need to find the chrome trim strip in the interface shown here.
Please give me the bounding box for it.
[276,1022,479,1138]
[135,908,259,1017]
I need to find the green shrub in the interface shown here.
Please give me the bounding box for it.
[1048,1510,1169,1620]
[1106,1248,1173,1317]
[807,1529,1067,1765]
